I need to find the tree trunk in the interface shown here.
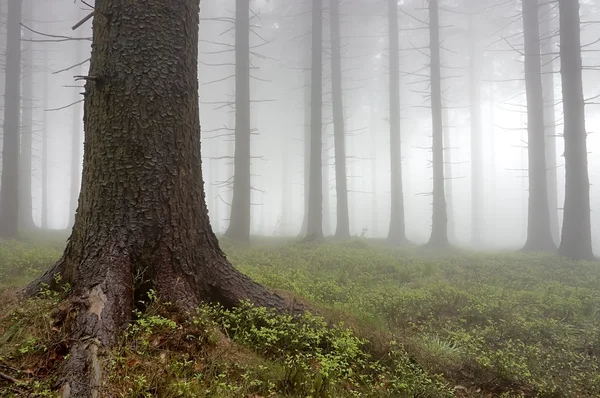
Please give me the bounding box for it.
[442,105,455,243]
[427,0,448,248]
[557,0,594,260]
[306,0,323,240]
[387,0,407,244]
[522,0,556,252]
[0,0,21,238]
[19,1,35,230]
[24,1,296,395]
[299,64,311,237]
[41,44,49,230]
[329,0,350,239]
[540,0,560,245]
[468,10,483,247]
[322,134,331,236]
[225,0,251,242]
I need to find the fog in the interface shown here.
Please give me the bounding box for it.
[4,0,600,253]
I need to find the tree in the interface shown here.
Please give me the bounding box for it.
[540,0,560,245]
[329,0,350,239]
[557,0,594,260]
[306,0,324,240]
[225,0,252,242]
[24,1,294,395]
[0,0,22,239]
[467,6,483,247]
[521,0,555,252]
[427,0,448,248]
[387,0,407,244]
[19,0,36,230]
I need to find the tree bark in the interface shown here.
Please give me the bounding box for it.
[329,0,350,239]
[468,11,483,247]
[540,0,560,245]
[19,1,36,231]
[24,1,296,395]
[306,0,324,240]
[557,0,595,260]
[387,0,407,244]
[522,0,556,252]
[427,0,448,248]
[225,0,252,242]
[0,0,21,239]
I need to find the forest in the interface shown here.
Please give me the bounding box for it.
[0,0,599,397]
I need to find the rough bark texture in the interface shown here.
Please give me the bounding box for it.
[540,0,560,245]
[387,0,407,244]
[0,0,21,239]
[24,1,296,395]
[427,0,448,248]
[225,0,252,242]
[19,2,36,231]
[468,11,483,247]
[557,0,594,260]
[522,0,556,252]
[306,0,324,240]
[329,0,350,239]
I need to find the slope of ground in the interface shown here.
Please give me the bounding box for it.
[1,236,599,397]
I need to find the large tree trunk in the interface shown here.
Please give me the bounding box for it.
[427,0,448,248]
[19,1,35,231]
[540,0,560,245]
[225,0,252,242]
[0,0,21,239]
[306,0,323,240]
[23,1,295,395]
[329,0,350,239]
[468,11,483,247]
[387,0,407,244]
[522,0,556,252]
[557,0,594,260]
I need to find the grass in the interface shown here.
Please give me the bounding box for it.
[1,235,600,397]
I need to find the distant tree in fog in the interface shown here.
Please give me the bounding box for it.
[521,0,555,252]
[557,0,595,260]
[427,0,449,248]
[0,0,22,239]
[225,0,252,242]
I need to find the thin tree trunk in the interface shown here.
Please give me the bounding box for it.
[329,0,350,239]
[0,0,22,239]
[306,0,323,240]
[557,0,594,260]
[427,0,448,248]
[522,0,555,252]
[68,39,84,229]
[225,0,251,242]
[19,1,35,230]
[299,65,311,237]
[443,105,455,243]
[24,1,298,395]
[322,134,330,236]
[41,44,49,230]
[387,0,407,244]
[540,0,560,245]
[468,12,483,247]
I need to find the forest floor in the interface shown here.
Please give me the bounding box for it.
[0,234,599,397]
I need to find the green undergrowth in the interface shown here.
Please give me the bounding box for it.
[1,237,600,396]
